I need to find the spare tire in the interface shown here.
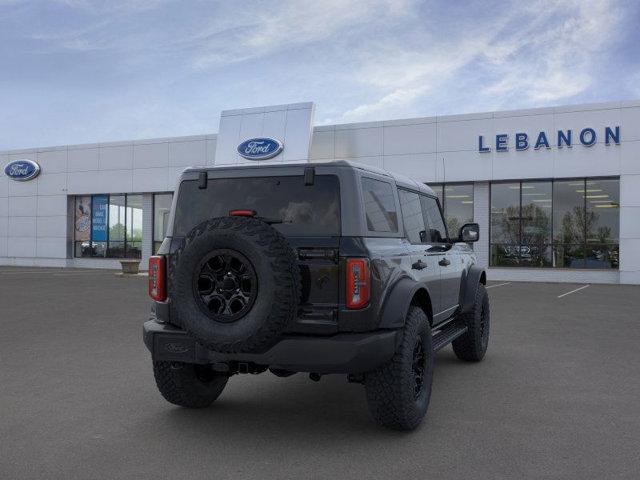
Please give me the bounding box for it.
[170,216,301,353]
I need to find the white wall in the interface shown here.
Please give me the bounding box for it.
[0,135,216,269]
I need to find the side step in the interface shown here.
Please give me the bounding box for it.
[432,322,468,352]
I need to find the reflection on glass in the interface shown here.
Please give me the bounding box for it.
[444,184,474,236]
[154,193,173,253]
[399,190,426,244]
[491,183,520,245]
[586,179,619,245]
[521,181,552,267]
[126,194,143,259]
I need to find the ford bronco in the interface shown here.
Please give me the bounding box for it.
[143,161,489,430]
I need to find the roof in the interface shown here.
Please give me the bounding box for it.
[184,160,436,196]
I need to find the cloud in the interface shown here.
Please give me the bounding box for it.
[335,0,626,122]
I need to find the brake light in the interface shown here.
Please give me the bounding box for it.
[148,255,166,301]
[346,258,370,309]
[229,209,256,217]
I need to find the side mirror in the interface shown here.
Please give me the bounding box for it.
[458,223,480,243]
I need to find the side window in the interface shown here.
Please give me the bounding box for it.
[399,190,427,244]
[420,195,448,243]
[361,177,398,233]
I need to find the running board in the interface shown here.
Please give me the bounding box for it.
[432,322,468,352]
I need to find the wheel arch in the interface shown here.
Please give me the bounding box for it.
[459,265,486,314]
[379,278,434,328]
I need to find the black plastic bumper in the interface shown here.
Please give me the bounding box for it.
[143,320,399,374]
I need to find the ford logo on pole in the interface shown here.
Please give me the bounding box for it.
[4,159,41,181]
[237,137,283,160]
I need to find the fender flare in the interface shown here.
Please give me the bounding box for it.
[459,265,486,314]
[379,277,432,329]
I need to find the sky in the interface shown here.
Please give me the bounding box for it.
[1,0,639,150]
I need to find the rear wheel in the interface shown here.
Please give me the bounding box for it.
[452,283,490,362]
[153,361,228,408]
[364,307,433,431]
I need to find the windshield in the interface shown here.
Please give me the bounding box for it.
[173,175,341,237]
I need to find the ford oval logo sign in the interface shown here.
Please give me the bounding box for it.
[237,137,283,160]
[4,159,41,182]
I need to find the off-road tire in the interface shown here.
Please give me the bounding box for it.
[364,307,433,431]
[171,216,301,353]
[153,361,228,408]
[452,283,490,362]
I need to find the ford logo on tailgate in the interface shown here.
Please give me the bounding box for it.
[4,159,41,181]
[237,137,283,160]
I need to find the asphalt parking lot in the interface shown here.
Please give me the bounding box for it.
[1,268,639,480]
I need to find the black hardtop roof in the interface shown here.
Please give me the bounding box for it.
[183,160,436,196]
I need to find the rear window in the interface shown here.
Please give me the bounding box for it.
[173,175,340,237]
[361,177,398,233]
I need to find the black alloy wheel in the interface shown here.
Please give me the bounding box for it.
[193,249,258,322]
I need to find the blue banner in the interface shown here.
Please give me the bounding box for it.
[91,195,108,242]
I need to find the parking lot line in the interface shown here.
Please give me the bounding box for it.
[557,284,590,298]
[486,282,511,289]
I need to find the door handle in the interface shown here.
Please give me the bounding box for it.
[438,258,451,267]
[412,260,427,270]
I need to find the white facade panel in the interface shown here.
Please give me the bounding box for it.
[68,147,100,172]
[36,195,67,217]
[36,149,67,173]
[8,216,37,237]
[36,215,67,238]
[99,144,133,170]
[335,127,382,158]
[133,142,169,169]
[309,130,334,160]
[0,198,7,217]
[0,215,7,236]
[7,236,36,258]
[169,139,207,167]
[36,237,67,258]
[383,153,438,182]
[620,140,640,175]
[383,123,436,155]
[37,172,67,196]
[8,196,37,217]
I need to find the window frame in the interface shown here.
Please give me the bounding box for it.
[397,188,428,245]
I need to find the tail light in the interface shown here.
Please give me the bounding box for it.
[346,258,370,309]
[149,255,167,301]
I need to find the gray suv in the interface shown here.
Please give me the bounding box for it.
[143,161,489,430]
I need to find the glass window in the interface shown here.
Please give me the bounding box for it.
[420,195,447,243]
[126,194,143,259]
[153,193,173,254]
[175,175,341,237]
[553,180,585,268]
[585,179,619,269]
[361,177,398,233]
[108,195,126,258]
[520,181,552,267]
[398,190,426,244]
[73,193,145,259]
[443,184,474,237]
[491,178,619,269]
[74,196,92,257]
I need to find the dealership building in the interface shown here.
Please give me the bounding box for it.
[1,100,639,284]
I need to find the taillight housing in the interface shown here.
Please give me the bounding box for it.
[148,255,166,301]
[346,258,370,309]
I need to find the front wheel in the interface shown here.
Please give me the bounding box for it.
[364,307,433,431]
[153,361,228,408]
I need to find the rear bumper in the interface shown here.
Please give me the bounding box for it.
[143,320,399,374]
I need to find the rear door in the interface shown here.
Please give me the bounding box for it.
[420,194,456,324]
[398,189,442,317]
